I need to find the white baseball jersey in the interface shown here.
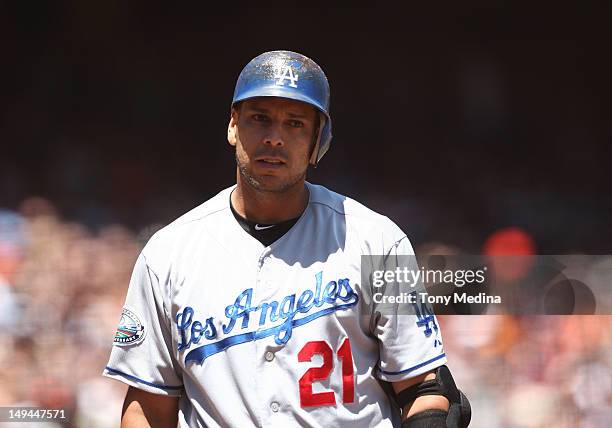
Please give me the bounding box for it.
[103,182,446,427]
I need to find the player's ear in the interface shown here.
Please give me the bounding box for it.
[227,107,238,147]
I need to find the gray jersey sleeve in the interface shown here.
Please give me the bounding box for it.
[371,236,447,382]
[103,252,184,396]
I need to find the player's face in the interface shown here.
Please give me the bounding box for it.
[228,97,318,193]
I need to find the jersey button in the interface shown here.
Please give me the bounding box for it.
[270,402,280,412]
[264,351,275,362]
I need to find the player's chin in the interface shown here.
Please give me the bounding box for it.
[251,164,291,180]
[252,164,290,179]
[251,174,303,193]
[242,163,306,192]
[253,176,288,191]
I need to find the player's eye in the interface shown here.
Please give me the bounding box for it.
[252,114,269,122]
[287,120,304,128]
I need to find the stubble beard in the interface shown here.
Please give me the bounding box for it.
[236,153,307,194]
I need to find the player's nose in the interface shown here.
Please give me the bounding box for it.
[262,124,284,147]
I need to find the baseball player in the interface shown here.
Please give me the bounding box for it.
[104,50,470,427]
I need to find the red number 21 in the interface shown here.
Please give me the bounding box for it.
[298,338,354,407]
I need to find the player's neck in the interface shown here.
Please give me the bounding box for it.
[232,179,309,224]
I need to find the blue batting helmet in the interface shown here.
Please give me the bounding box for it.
[232,50,332,166]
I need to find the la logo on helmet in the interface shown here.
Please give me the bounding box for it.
[274,65,298,88]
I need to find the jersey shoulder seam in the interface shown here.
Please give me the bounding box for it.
[140,251,159,282]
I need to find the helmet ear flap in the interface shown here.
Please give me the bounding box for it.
[309,112,326,167]
[309,112,332,167]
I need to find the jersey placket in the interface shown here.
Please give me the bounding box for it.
[254,248,287,426]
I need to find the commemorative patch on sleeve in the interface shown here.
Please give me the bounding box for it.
[114,307,146,345]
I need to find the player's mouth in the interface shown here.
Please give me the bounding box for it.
[256,157,286,168]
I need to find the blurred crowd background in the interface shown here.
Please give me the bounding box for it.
[1,3,610,427]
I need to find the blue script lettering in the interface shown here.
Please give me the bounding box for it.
[223,288,256,334]
[296,289,314,313]
[177,272,360,365]
[258,301,279,325]
[176,307,217,351]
